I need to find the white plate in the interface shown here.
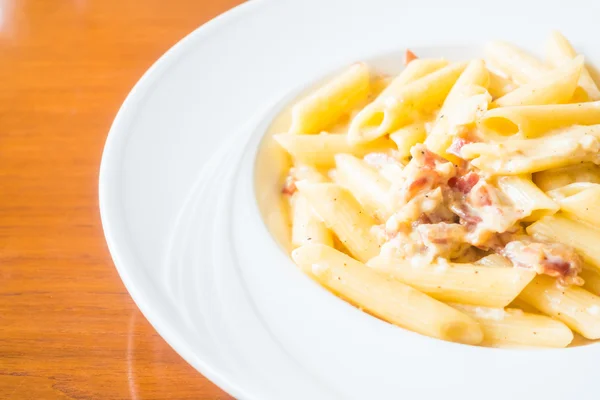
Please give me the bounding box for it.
[99,0,600,398]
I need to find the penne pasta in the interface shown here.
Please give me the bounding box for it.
[479,101,600,138]
[274,133,395,168]
[334,154,391,220]
[461,125,600,175]
[288,166,333,248]
[293,244,483,344]
[367,256,535,308]
[389,122,427,159]
[296,182,380,262]
[370,75,393,99]
[527,214,600,272]
[545,30,600,101]
[425,86,491,160]
[493,56,584,107]
[581,267,600,297]
[487,69,518,99]
[348,62,467,144]
[519,275,600,339]
[436,60,490,111]
[508,298,543,315]
[533,163,600,192]
[484,41,548,85]
[546,182,599,201]
[289,63,370,134]
[291,192,334,248]
[451,304,573,348]
[377,58,449,99]
[424,60,491,159]
[549,184,600,227]
[497,175,559,221]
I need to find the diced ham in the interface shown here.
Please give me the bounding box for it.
[405,49,418,65]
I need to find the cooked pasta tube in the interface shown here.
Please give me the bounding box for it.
[293,244,483,344]
[479,101,600,138]
[534,163,600,192]
[451,303,573,348]
[519,275,600,340]
[487,69,518,99]
[545,30,600,101]
[424,59,490,159]
[296,182,380,262]
[348,62,467,144]
[461,125,600,175]
[288,167,333,248]
[389,122,426,159]
[484,41,548,84]
[527,214,600,271]
[290,63,370,134]
[367,256,535,308]
[493,56,583,107]
[334,154,392,220]
[274,133,395,168]
[496,175,559,222]
[549,184,600,227]
[581,267,600,297]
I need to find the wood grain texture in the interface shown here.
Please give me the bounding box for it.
[0,0,243,398]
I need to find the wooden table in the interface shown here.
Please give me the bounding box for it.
[0,1,243,398]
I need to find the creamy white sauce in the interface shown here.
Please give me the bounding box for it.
[587,305,600,315]
[473,306,507,321]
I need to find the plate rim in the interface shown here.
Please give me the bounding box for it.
[98,1,271,398]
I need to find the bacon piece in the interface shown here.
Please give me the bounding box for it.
[468,182,493,207]
[405,49,418,65]
[397,145,457,204]
[446,174,522,249]
[281,175,297,196]
[415,213,432,225]
[448,171,480,194]
[449,202,482,225]
[501,238,584,285]
[416,223,469,259]
[411,144,448,168]
[405,171,439,200]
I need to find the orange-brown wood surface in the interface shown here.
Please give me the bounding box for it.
[0,1,244,398]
